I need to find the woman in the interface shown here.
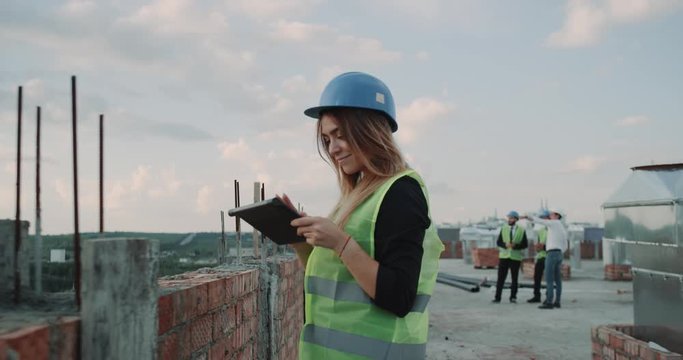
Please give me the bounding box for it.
[284,72,444,359]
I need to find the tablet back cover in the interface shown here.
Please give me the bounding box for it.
[228,197,305,245]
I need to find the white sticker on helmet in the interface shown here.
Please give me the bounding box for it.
[376,92,385,104]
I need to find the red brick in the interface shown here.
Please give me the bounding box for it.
[0,325,50,360]
[209,335,231,360]
[53,317,80,360]
[190,314,214,354]
[624,339,642,356]
[212,306,236,338]
[615,351,629,360]
[207,279,226,311]
[591,327,599,341]
[610,333,625,350]
[592,341,602,355]
[603,345,615,359]
[641,346,657,360]
[597,326,612,344]
[237,341,253,360]
[159,294,175,335]
[0,339,7,360]
[158,331,179,360]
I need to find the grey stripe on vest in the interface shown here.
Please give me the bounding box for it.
[307,276,430,313]
[303,325,426,360]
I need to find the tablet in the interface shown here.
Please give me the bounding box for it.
[227,197,305,245]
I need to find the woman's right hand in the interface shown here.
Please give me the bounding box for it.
[277,193,312,251]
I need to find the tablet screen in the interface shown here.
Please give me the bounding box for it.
[228,197,305,245]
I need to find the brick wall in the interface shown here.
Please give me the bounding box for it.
[440,240,463,259]
[0,257,304,360]
[270,259,305,360]
[591,324,682,360]
[0,316,79,360]
[157,269,262,359]
[581,241,603,259]
[472,248,498,268]
[605,264,632,281]
[521,258,571,280]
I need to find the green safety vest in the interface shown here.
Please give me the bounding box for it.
[299,169,444,360]
[535,227,547,260]
[499,224,525,261]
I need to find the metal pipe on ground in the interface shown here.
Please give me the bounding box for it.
[436,275,480,292]
[439,272,545,289]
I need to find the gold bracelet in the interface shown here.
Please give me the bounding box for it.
[338,235,352,258]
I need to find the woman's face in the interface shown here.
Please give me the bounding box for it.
[320,113,364,175]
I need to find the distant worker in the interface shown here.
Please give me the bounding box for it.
[492,210,528,304]
[523,209,568,309]
[527,210,550,303]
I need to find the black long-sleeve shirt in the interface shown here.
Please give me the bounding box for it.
[496,226,529,250]
[373,176,430,318]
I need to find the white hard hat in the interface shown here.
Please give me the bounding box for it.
[549,208,564,218]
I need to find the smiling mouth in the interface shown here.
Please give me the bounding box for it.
[336,155,350,163]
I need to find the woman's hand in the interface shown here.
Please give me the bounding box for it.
[291,216,347,254]
[277,194,313,254]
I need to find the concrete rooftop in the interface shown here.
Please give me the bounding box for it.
[427,259,633,359]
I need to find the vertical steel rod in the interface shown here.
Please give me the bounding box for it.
[71,76,81,308]
[35,106,42,294]
[220,210,226,264]
[235,180,241,265]
[99,114,104,234]
[252,182,260,258]
[14,86,23,305]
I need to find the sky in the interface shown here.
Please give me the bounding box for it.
[1,0,682,234]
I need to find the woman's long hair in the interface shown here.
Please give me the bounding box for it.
[316,108,407,227]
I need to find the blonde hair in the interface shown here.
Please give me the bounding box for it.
[316,108,407,227]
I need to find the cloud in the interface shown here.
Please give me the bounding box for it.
[546,0,683,48]
[269,20,402,64]
[54,178,70,203]
[614,115,651,127]
[218,138,250,159]
[562,155,606,173]
[148,165,182,198]
[195,185,213,214]
[225,0,321,21]
[59,0,96,17]
[131,165,150,191]
[416,51,431,61]
[396,97,455,144]
[107,108,214,142]
[118,0,228,35]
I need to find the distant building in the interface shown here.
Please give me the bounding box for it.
[50,249,66,263]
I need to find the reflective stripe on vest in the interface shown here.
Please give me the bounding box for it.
[299,169,444,360]
[303,325,427,360]
[307,276,431,313]
[535,227,548,260]
[499,224,525,261]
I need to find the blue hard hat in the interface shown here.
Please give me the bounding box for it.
[507,210,519,219]
[304,72,398,132]
[539,210,550,218]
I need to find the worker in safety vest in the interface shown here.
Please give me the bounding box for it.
[492,210,528,303]
[523,209,568,309]
[284,71,445,359]
[528,209,550,303]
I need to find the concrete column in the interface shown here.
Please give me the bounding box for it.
[0,219,30,294]
[81,238,159,360]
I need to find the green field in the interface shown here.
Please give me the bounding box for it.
[27,231,258,291]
